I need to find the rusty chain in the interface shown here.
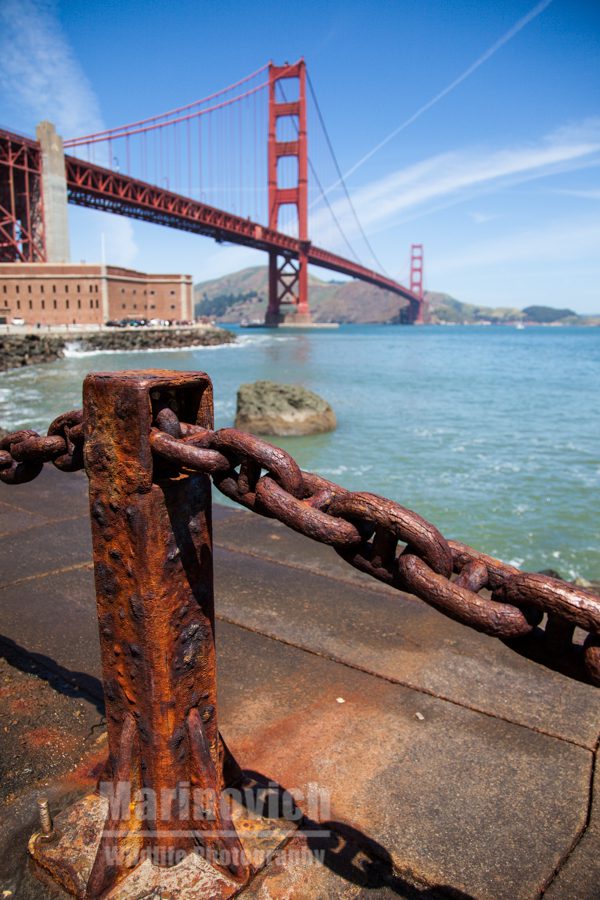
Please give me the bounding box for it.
[0,410,84,484]
[1,408,599,686]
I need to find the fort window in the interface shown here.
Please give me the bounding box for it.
[28,285,32,294]
[15,285,19,294]
[41,300,45,310]
[40,285,44,294]
[90,299,93,309]
[66,299,70,310]
[16,300,21,310]
[171,304,176,310]
[65,284,69,293]
[29,300,32,310]
[95,299,99,308]
[77,299,81,309]
[53,285,56,293]
[77,285,81,293]
[53,300,57,309]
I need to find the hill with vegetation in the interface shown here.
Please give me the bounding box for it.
[194,267,598,326]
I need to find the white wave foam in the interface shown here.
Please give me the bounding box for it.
[318,464,373,477]
[61,332,290,358]
[63,342,240,359]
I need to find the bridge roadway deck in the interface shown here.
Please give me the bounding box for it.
[0,467,598,898]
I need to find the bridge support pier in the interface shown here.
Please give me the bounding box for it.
[36,121,70,263]
[266,249,310,326]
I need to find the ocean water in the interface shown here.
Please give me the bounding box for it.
[1,324,598,579]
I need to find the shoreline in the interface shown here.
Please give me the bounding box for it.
[0,325,236,372]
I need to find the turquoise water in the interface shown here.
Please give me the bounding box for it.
[1,324,598,579]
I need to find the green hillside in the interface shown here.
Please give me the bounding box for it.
[194,267,596,326]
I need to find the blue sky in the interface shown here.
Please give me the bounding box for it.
[0,0,599,312]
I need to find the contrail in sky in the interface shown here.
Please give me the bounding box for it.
[315,0,554,204]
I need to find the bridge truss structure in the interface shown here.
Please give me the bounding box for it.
[0,60,425,324]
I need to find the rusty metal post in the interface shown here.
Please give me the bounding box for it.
[29,371,249,897]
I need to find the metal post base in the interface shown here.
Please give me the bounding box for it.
[29,778,297,898]
[26,371,297,897]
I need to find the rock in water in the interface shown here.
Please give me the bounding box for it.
[234,381,336,436]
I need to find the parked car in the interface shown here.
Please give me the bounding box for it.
[105,319,125,327]
[11,317,25,326]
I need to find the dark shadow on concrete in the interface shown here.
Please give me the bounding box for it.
[502,628,592,686]
[0,634,105,714]
[303,820,474,899]
[238,770,474,898]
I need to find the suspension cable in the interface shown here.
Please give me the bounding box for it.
[275,82,364,266]
[65,63,270,145]
[306,72,390,277]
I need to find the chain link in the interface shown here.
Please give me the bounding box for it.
[149,417,600,686]
[0,410,85,484]
[1,411,598,686]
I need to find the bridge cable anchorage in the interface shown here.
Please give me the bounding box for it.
[276,79,365,266]
[306,71,391,278]
[2,406,598,688]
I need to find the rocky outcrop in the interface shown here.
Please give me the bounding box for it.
[0,335,64,371]
[234,380,336,436]
[0,327,235,371]
[75,326,235,353]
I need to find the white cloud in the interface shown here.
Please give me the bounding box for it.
[550,188,600,200]
[430,218,600,273]
[320,0,555,196]
[0,0,138,265]
[469,212,500,224]
[310,118,600,250]
[0,0,101,136]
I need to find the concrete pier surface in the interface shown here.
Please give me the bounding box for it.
[0,466,598,898]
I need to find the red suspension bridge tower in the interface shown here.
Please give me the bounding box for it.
[266,60,310,326]
[0,58,426,325]
[410,243,425,324]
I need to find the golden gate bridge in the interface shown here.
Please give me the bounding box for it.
[0,59,424,324]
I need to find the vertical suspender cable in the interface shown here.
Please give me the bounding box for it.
[207,111,211,204]
[198,116,202,200]
[187,120,192,198]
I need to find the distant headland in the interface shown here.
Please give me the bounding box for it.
[194,266,599,327]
